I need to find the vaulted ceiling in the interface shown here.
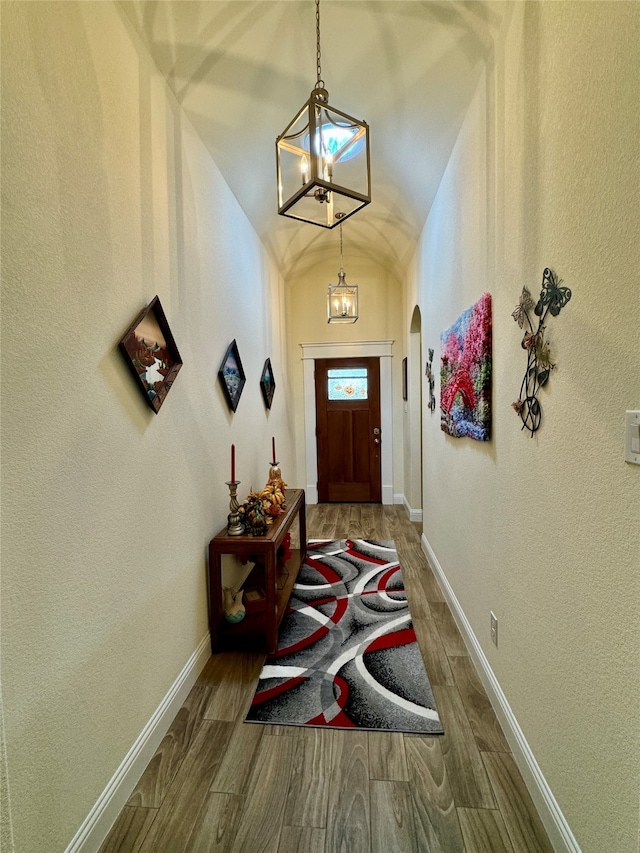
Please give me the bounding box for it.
[121,1,507,281]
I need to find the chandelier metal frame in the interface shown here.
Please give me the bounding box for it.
[276,0,371,228]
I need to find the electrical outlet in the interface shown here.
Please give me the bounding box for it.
[490,611,498,647]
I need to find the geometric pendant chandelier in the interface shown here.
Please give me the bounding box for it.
[276,0,371,229]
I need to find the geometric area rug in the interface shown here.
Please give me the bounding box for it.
[245,539,444,734]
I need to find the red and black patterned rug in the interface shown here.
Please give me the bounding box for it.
[245,539,444,734]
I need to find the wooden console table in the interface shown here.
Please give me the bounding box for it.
[208,489,306,654]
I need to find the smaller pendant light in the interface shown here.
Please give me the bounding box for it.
[327,217,358,323]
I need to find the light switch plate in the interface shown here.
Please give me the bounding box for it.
[625,410,640,465]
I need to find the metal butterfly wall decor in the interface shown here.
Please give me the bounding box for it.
[511,268,572,436]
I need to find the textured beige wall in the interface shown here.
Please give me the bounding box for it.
[0,3,294,851]
[286,257,405,499]
[408,3,640,851]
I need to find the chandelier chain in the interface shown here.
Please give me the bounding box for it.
[339,222,344,270]
[315,0,324,88]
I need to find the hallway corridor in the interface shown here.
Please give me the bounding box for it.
[99,505,553,853]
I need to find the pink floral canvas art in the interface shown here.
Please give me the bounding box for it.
[440,293,492,441]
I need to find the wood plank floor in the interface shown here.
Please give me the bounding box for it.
[99,504,554,853]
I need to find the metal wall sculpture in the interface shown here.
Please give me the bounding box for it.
[511,267,572,436]
[425,348,436,412]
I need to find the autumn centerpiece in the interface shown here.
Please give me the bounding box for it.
[238,437,288,534]
[251,475,287,524]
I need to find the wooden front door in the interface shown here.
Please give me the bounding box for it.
[315,357,382,502]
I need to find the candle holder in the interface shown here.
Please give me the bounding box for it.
[226,481,245,536]
[268,461,282,483]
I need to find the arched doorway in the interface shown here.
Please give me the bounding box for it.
[405,307,423,521]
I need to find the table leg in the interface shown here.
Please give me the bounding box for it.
[264,547,277,654]
[299,493,307,562]
[208,547,223,653]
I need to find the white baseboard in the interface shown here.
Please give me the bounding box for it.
[404,497,422,523]
[395,493,423,523]
[64,633,211,853]
[420,534,582,853]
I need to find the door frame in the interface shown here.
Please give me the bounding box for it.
[301,340,394,505]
